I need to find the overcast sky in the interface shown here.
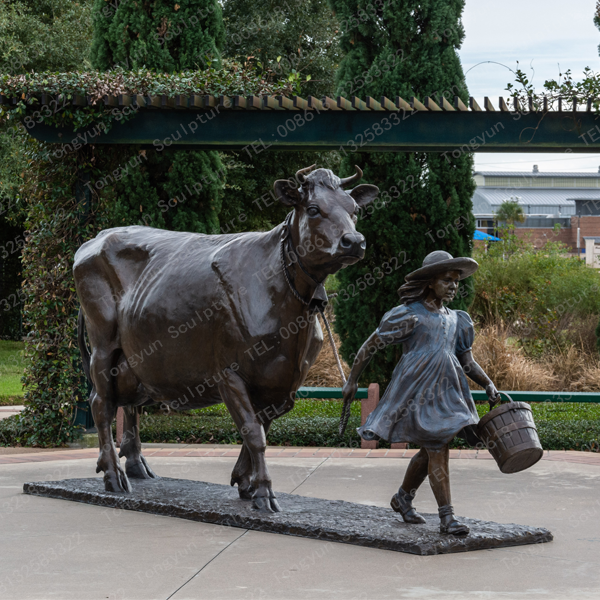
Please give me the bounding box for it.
[460,0,600,172]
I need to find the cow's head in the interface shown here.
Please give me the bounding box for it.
[274,165,378,277]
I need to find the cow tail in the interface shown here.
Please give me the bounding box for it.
[77,307,92,385]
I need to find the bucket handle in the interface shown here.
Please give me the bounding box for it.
[489,390,514,411]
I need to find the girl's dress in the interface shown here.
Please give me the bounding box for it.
[357,301,479,448]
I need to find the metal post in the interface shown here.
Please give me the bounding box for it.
[360,383,407,450]
[361,383,379,449]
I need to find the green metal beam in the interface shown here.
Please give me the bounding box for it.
[296,387,600,402]
[296,386,368,400]
[470,391,600,403]
[28,110,600,153]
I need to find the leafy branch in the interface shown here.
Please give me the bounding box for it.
[506,62,600,112]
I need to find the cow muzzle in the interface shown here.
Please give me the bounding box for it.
[338,232,366,263]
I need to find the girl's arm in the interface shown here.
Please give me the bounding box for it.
[457,350,501,406]
[342,315,418,402]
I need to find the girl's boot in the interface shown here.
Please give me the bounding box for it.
[438,504,469,536]
[391,487,426,524]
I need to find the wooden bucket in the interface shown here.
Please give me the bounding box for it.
[477,393,543,474]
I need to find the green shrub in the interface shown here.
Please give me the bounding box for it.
[471,233,600,355]
[473,234,600,325]
[0,413,36,446]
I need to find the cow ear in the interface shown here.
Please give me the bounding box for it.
[274,180,303,206]
[349,184,379,208]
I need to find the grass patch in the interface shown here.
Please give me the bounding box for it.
[0,340,25,405]
[134,399,600,451]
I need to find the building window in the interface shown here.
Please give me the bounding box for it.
[531,178,553,187]
[553,178,576,187]
[512,177,533,187]
[485,177,512,186]
[576,179,599,188]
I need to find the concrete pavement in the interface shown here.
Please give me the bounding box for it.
[0,446,599,599]
[0,405,24,420]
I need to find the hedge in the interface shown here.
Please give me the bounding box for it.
[3,400,598,451]
[130,414,365,448]
[126,401,600,452]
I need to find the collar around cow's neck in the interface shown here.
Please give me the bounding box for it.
[280,212,328,312]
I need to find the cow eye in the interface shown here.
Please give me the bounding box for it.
[307,206,320,217]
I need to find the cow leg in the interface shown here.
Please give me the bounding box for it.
[89,385,131,494]
[77,267,131,492]
[118,406,157,479]
[88,340,132,493]
[218,369,280,513]
[231,443,253,499]
[231,419,272,500]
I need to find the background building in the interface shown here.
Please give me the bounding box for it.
[473,166,600,253]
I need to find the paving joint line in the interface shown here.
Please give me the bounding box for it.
[165,530,249,600]
[290,457,329,494]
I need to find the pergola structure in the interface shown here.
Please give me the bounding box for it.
[23,94,600,153]
[16,91,600,431]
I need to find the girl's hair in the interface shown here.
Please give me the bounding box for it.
[397,278,430,304]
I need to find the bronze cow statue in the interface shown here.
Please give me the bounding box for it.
[74,165,378,512]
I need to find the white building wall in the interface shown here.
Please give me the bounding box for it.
[584,238,600,268]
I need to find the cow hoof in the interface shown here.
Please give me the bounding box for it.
[231,475,253,500]
[103,465,132,493]
[238,486,254,500]
[252,493,281,513]
[252,496,275,513]
[126,455,158,479]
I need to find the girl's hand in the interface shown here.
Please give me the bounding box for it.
[486,383,501,408]
[342,378,358,405]
[339,378,358,435]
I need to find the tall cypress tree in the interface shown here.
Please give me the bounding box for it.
[89,0,225,234]
[91,0,224,71]
[219,0,341,234]
[223,0,339,98]
[329,0,476,384]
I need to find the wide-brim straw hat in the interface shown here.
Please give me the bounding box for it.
[405,251,479,281]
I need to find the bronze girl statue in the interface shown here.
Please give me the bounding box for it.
[342,251,501,536]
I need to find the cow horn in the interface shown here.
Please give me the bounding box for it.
[339,165,363,188]
[295,164,316,184]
